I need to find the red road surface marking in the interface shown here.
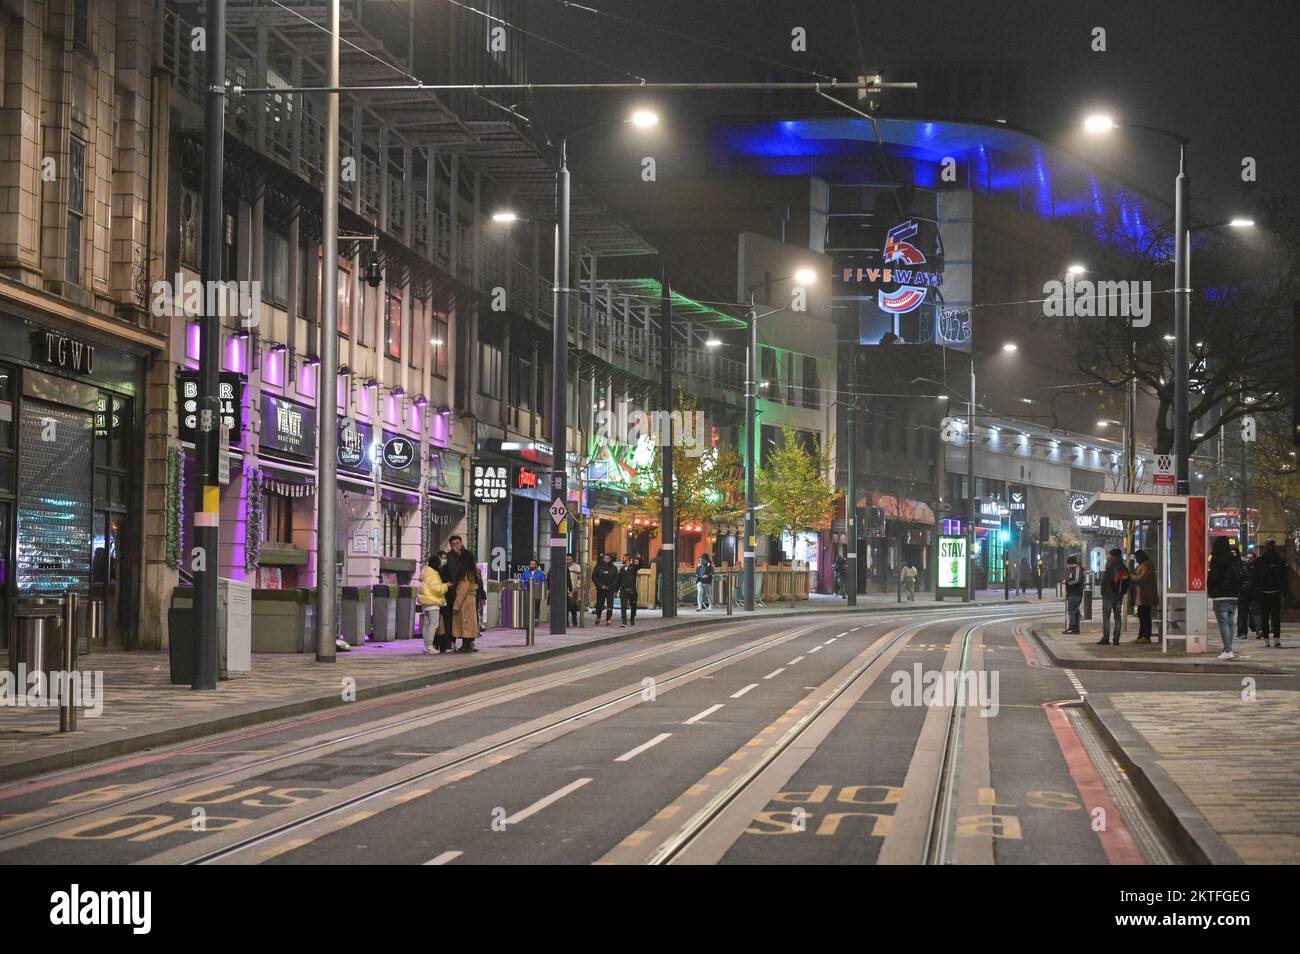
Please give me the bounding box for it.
[1043,701,1145,865]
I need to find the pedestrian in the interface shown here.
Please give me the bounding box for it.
[1239,552,1261,639]
[1019,557,1031,596]
[1131,549,1157,643]
[1207,536,1246,660]
[437,537,470,653]
[451,560,484,653]
[416,558,450,654]
[901,562,917,601]
[565,553,581,627]
[1097,548,1130,646]
[833,553,848,598]
[592,553,619,625]
[618,554,642,627]
[695,554,714,610]
[1253,539,1289,648]
[518,558,546,624]
[1062,555,1084,634]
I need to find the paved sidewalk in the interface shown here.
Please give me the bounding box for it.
[0,592,1020,783]
[1030,610,1299,674]
[1086,691,1300,864]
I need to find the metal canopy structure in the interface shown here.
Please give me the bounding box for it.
[218,1,653,259]
[1081,492,1204,653]
[599,278,746,330]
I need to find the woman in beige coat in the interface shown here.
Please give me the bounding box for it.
[452,564,483,653]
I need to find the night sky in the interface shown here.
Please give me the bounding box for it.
[522,0,1300,219]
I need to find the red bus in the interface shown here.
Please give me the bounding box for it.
[1208,507,1259,552]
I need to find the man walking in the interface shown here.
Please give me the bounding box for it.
[695,554,715,611]
[1063,555,1084,634]
[618,554,642,627]
[1254,539,1290,648]
[592,553,619,626]
[1097,548,1129,646]
[901,562,917,601]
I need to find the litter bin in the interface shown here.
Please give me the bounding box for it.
[168,605,195,684]
[370,584,396,642]
[9,598,66,683]
[500,580,524,629]
[1082,588,1094,620]
[340,587,367,645]
[395,585,415,639]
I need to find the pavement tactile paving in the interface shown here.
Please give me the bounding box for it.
[1110,690,1300,864]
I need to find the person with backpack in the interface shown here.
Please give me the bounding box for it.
[1208,536,1246,659]
[1097,548,1130,645]
[591,553,620,625]
[1253,539,1290,648]
[1131,549,1157,643]
[1063,555,1084,634]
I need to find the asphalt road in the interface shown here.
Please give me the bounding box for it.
[2,603,1294,865]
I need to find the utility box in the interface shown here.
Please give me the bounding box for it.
[370,584,395,642]
[339,587,367,645]
[394,585,415,639]
[219,578,252,677]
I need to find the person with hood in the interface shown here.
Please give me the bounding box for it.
[1207,536,1246,659]
[565,554,582,627]
[1239,551,1261,639]
[618,554,643,627]
[1063,555,1084,634]
[417,558,451,654]
[1253,539,1290,648]
[451,561,484,652]
[1097,548,1130,646]
[591,553,619,625]
[1131,549,1158,643]
[695,554,715,611]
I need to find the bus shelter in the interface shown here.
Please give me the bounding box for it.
[1079,493,1209,653]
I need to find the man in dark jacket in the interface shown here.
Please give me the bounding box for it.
[591,553,619,625]
[1254,540,1290,648]
[1063,555,1084,634]
[695,555,715,611]
[438,535,471,651]
[618,554,642,627]
[1097,548,1130,645]
[1238,551,1259,639]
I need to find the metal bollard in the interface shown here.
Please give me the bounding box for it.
[525,580,536,646]
[725,574,733,616]
[61,592,78,733]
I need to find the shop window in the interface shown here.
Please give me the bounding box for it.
[263,492,294,545]
[385,290,402,360]
[66,137,86,285]
[381,503,403,557]
[429,315,448,378]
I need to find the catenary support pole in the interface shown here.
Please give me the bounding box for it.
[315,0,340,662]
[1173,144,1191,495]
[660,269,677,618]
[549,142,571,634]
[845,350,857,606]
[193,0,227,690]
[743,304,757,611]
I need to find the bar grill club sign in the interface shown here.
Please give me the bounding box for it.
[177,369,243,442]
[471,460,509,504]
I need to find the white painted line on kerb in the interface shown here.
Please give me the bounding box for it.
[614,732,673,762]
[763,668,785,680]
[1064,669,1087,697]
[424,850,463,865]
[730,683,759,699]
[787,656,805,665]
[684,704,725,725]
[504,777,592,826]
[809,646,823,654]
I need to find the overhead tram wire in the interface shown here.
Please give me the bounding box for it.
[544,0,837,82]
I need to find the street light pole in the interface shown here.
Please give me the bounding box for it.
[967,356,976,602]
[660,269,677,619]
[192,0,227,689]
[1173,143,1191,494]
[550,139,571,634]
[845,351,857,607]
[314,0,340,663]
[743,302,757,612]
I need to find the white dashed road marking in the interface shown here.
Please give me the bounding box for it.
[684,704,725,725]
[614,733,673,762]
[504,778,593,825]
[730,683,759,699]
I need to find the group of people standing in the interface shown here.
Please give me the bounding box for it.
[1063,548,1158,642]
[590,552,645,626]
[416,534,485,654]
[1208,538,1290,659]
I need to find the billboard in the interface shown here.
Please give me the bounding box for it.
[937,535,968,591]
[829,185,972,349]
